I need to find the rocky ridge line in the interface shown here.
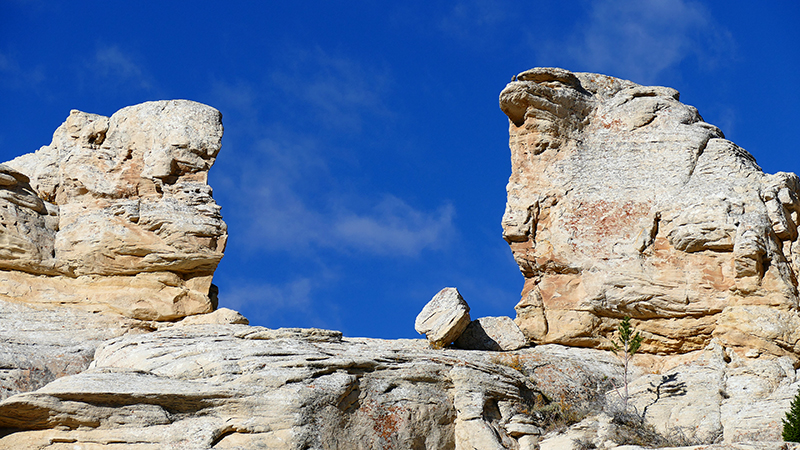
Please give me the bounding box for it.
[1,79,799,449]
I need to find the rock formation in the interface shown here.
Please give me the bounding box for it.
[455,316,527,352]
[2,82,800,449]
[1,100,227,321]
[415,287,472,347]
[500,67,800,360]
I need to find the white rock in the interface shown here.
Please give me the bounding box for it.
[415,287,471,347]
[456,316,527,351]
[2,100,227,321]
[178,307,249,325]
[500,67,800,360]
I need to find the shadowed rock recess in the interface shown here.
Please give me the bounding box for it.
[2,78,800,449]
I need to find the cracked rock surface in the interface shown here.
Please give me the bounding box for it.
[500,67,800,359]
[1,100,227,321]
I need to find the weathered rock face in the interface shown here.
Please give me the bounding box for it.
[500,67,800,359]
[0,325,547,449]
[0,298,151,402]
[4,320,796,449]
[456,316,527,352]
[415,287,472,347]
[0,100,226,320]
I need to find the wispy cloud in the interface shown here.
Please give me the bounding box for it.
[211,48,455,260]
[229,147,456,257]
[219,276,343,328]
[270,47,393,133]
[332,196,455,256]
[208,48,457,324]
[0,51,45,89]
[439,0,507,39]
[542,0,734,84]
[88,45,154,91]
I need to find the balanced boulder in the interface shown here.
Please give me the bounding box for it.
[415,287,471,347]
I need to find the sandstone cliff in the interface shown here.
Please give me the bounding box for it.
[500,67,800,360]
[1,85,800,449]
[1,100,227,321]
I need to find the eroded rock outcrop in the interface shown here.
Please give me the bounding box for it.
[0,325,547,449]
[0,100,226,321]
[500,67,800,359]
[2,82,800,449]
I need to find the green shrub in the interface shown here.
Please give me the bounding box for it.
[611,316,643,410]
[783,388,800,442]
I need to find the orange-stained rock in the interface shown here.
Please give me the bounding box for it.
[1,100,227,320]
[500,67,800,359]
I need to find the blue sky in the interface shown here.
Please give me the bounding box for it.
[1,1,798,338]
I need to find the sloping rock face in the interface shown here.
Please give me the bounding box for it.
[0,298,151,401]
[3,324,796,449]
[0,325,548,449]
[500,67,800,359]
[1,100,227,321]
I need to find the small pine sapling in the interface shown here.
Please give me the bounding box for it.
[783,388,800,442]
[612,316,644,410]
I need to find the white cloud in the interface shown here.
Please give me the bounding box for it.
[270,47,392,133]
[332,196,455,256]
[222,277,314,312]
[215,124,456,257]
[217,276,342,327]
[90,45,153,91]
[544,0,734,84]
[237,172,456,257]
[0,51,45,89]
[210,50,455,260]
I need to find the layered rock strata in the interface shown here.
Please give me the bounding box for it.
[0,325,551,449]
[500,67,800,359]
[0,100,227,321]
[2,324,797,448]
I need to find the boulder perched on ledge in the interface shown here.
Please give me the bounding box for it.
[0,100,227,321]
[500,67,800,360]
[415,287,472,348]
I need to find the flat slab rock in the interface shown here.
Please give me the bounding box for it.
[0,318,797,449]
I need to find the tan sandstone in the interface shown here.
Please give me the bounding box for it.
[415,287,472,347]
[500,67,800,360]
[1,100,227,321]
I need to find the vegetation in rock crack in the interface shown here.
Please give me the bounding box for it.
[611,316,643,411]
[783,387,800,441]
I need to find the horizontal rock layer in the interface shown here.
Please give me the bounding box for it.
[500,67,800,359]
[0,100,227,320]
[0,319,796,449]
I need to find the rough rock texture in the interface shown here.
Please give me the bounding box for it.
[415,287,472,347]
[500,67,800,359]
[1,100,227,321]
[0,298,150,401]
[3,321,795,449]
[3,82,800,449]
[456,316,527,351]
[177,307,250,326]
[0,325,545,449]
